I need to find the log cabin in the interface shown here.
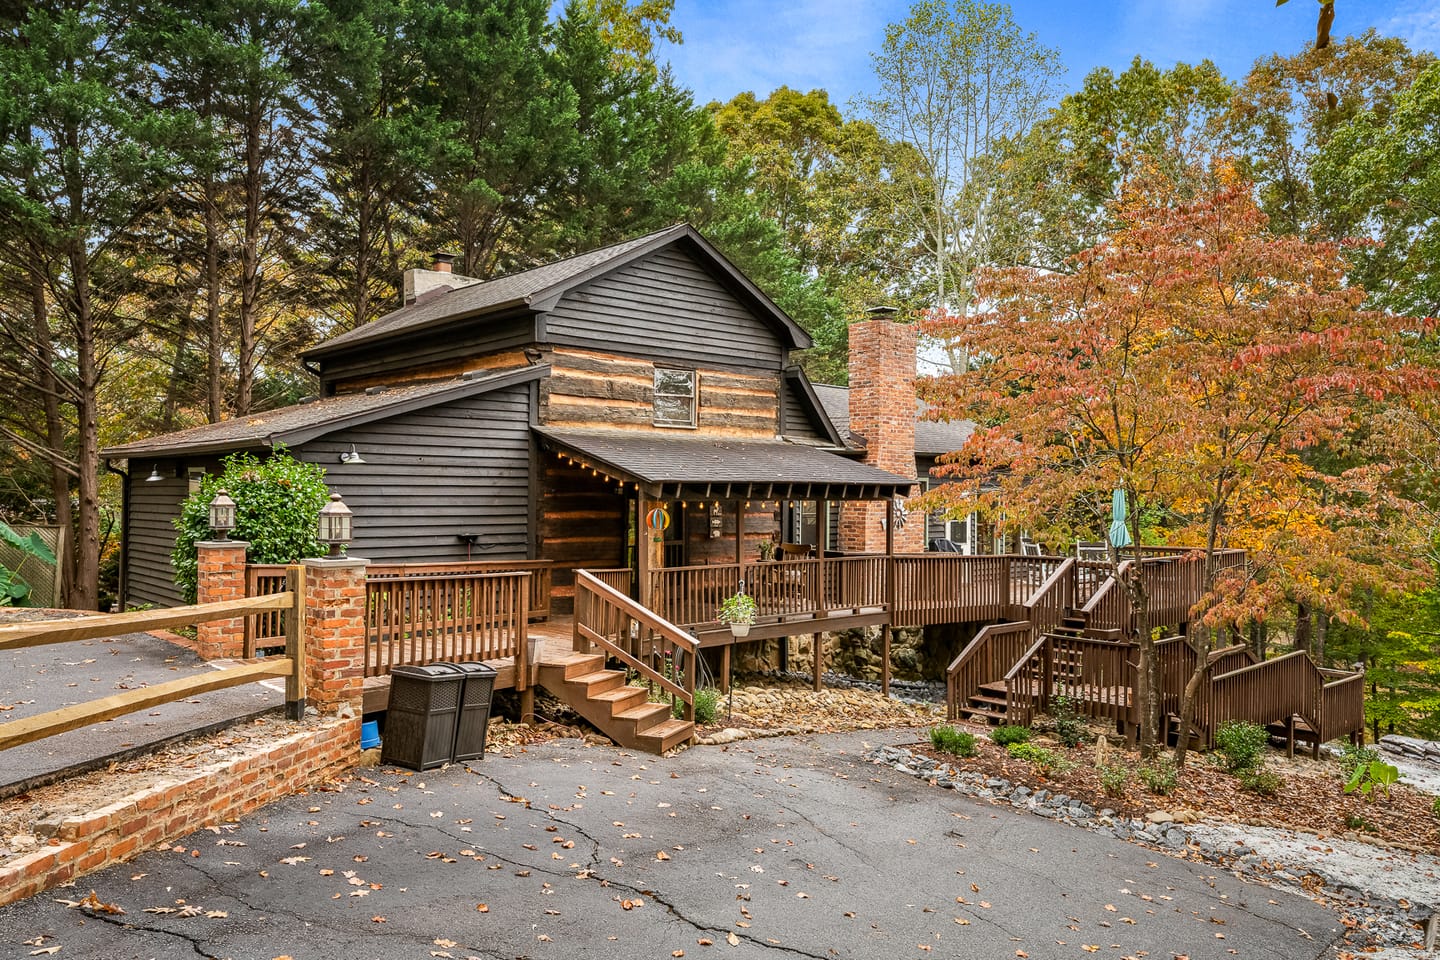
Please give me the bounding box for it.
[103,224,927,611]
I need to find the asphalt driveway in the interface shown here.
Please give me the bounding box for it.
[0,729,1343,959]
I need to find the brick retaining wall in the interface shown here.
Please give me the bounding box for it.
[0,718,358,907]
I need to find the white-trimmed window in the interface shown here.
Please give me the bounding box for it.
[653,367,697,427]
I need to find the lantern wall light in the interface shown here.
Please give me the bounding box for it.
[208,489,237,541]
[317,492,353,558]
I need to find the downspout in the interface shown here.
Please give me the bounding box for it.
[102,458,128,611]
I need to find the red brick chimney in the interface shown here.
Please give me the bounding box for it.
[838,309,923,554]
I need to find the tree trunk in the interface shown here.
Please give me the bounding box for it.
[1314,611,1328,662]
[236,93,262,415]
[204,170,224,422]
[67,245,101,612]
[1295,601,1312,653]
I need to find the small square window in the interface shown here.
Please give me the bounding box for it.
[187,467,206,496]
[653,367,696,427]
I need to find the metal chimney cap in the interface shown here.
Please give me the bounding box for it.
[865,304,899,319]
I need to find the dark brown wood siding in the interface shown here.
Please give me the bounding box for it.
[318,313,533,393]
[123,455,230,608]
[124,461,188,608]
[538,454,628,613]
[543,248,787,371]
[780,377,826,443]
[298,384,535,563]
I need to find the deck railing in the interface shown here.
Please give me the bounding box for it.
[1201,651,1321,747]
[574,570,697,725]
[649,555,889,628]
[364,570,530,682]
[892,554,1011,627]
[1318,671,1366,744]
[945,620,1032,721]
[1003,633,1134,728]
[367,560,552,620]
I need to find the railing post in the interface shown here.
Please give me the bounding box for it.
[195,540,249,660]
[284,564,306,720]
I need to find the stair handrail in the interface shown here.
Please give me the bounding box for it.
[1079,559,1135,633]
[1021,556,1076,634]
[944,620,1031,721]
[1205,649,1324,745]
[574,570,698,719]
[1001,631,1055,726]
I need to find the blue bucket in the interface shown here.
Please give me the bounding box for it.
[360,720,381,750]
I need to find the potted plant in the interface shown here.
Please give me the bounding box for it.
[758,539,776,561]
[717,591,758,638]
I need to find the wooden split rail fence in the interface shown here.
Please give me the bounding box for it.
[0,567,306,753]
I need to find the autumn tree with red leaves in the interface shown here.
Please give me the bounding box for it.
[917,169,1435,760]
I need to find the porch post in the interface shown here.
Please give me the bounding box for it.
[733,499,744,566]
[816,499,829,613]
[883,498,897,697]
[638,495,662,609]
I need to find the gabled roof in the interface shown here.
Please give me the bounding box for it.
[303,224,811,360]
[812,383,975,458]
[782,367,846,448]
[535,428,913,501]
[102,366,550,459]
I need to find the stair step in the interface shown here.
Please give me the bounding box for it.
[634,718,694,753]
[615,701,674,727]
[960,706,1008,722]
[546,652,606,680]
[589,685,648,714]
[978,682,1008,695]
[568,669,627,697]
[968,693,1007,708]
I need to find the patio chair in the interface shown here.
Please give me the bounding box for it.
[1020,538,1043,557]
[1076,540,1109,561]
[929,538,960,553]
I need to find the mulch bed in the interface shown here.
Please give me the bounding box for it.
[911,722,1440,853]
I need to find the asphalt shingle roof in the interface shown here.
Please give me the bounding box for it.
[102,367,547,458]
[811,384,974,457]
[534,428,913,497]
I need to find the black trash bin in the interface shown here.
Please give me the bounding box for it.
[381,663,466,770]
[452,662,498,762]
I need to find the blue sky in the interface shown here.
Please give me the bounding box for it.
[658,0,1440,108]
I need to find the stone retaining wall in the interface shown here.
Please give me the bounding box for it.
[0,717,358,907]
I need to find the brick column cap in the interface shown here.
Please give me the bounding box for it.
[302,556,370,569]
[197,539,250,550]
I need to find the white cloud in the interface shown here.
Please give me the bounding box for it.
[1383,0,1440,54]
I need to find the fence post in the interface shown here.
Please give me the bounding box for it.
[196,540,250,660]
[302,556,369,717]
[284,564,306,720]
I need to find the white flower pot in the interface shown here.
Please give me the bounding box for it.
[729,622,751,638]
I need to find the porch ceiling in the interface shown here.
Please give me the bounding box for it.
[534,428,914,501]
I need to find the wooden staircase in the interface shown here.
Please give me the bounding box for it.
[955,616,1090,726]
[537,651,694,754]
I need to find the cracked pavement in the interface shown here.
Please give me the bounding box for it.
[0,729,1345,959]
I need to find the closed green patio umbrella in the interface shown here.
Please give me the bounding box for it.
[1109,488,1133,549]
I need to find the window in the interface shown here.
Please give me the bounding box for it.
[653,367,696,427]
[187,467,206,496]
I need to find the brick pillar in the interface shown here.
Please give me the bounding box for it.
[302,557,369,717]
[195,540,249,660]
[838,317,924,554]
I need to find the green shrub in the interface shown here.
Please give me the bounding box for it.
[1338,741,1380,777]
[991,725,1032,747]
[1431,796,1440,819]
[687,687,722,725]
[171,450,329,604]
[1138,756,1180,795]
[1007,742,1072,775]
[1238,765,1283,797]
[0,521,57,607]
[929,725,976,757]
[1214,721,1269,773]
[1098,762,1131,798]
[1048,693,1086,748]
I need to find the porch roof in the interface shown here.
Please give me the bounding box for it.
[534,428,915,501]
